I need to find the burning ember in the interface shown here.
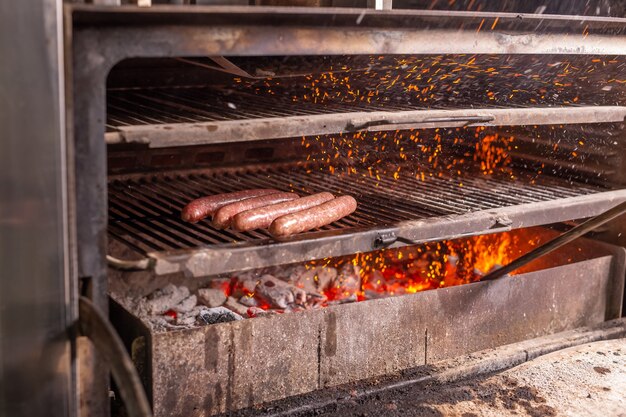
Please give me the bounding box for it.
[124,229,546,330]
[230,53,623,187]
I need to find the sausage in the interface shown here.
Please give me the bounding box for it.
[269,195,357,237]
[212,192,299,229]
[181,189,278,223]
[232,192,335,232]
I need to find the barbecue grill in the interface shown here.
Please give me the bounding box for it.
[85,7,626,415]
[2,3,626,417]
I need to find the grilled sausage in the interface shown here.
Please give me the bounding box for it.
[212,192,299,229]
[232,192,335,232]
[269,195,357,237]
[181,189,278,223]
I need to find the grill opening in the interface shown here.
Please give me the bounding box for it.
[105,53,626,277]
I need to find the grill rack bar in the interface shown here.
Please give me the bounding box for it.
[107,165,626,277]
[104,87,626,148]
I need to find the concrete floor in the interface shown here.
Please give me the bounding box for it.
[420,338,626,417]
[299,338,626,417]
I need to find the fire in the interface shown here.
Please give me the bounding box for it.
[302,230,530,303]
[211,230,548,318]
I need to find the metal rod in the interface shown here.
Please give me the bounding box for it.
[346,115,495,132]
[107,254,154,271]
[78,296,153,417]
[481,201,626,281]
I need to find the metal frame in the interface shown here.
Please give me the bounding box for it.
[111,236,626,416]
[69,4,626,295]
[148,190,626,276]
[1,1,74,417]
[69,3,626,293]
[106,106,626,148]
[66,6,626,415]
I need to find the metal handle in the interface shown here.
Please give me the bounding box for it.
[107,255,155,271]
[422,115,495,124]
[481,201,626,282]
[79,296,153,417]
[346,115,495,132]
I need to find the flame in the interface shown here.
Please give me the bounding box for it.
[223,229,549,315]
[310,230,530,303]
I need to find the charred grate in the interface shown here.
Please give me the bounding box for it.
[107,165,607,256]
[105,86,602,132]
[106,86,406,130]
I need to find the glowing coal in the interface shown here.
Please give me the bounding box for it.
[123,229,549,331]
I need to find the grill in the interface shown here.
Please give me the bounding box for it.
[64,6,626,417]
[107,163,624,276]
[106,86,624,129]
[104,85,626,147]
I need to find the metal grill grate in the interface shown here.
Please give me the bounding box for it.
[105,87,626,149]
[106,86,454,130]
[105,86,594,131]
[108,165,607,257]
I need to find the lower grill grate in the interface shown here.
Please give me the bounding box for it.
[108,165,608,257]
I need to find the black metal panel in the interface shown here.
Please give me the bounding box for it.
[0,1,73,416]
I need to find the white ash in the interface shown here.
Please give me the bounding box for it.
[206,277,231,290]
[118,261,367,332]
[247,307,278,318]
[238,295,259,307]
[144,284,190,315]
[333,264,362,295]
[368,270,385,291]
[255,274,307,309]
[172,306,206,326]
[172,295,197,314]
[118,285,235,331]
[290,265,336,296]
[224,296,250,316]
[197,288,227,308]
[239,278,260,295]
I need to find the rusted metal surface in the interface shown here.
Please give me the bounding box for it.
[426,257,617,362]
[144,190,626,277]
[105,162,626,278]
[70,5,626,293]
[106,106,626,147]
[73,22,626,59]
[111,241,625,416]
[150,309,325,416]
[319,297,427,387]
[225,319,626,417]
[71,6,626,41]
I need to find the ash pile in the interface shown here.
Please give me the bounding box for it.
[117,264,361,331]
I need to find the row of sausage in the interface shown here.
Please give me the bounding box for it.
[181,189,357,237]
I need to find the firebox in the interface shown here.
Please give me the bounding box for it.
[109,228,625,416]
[62,5,626,417]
